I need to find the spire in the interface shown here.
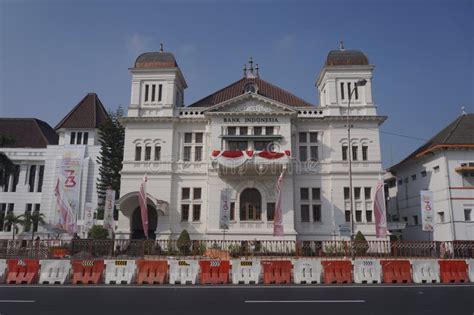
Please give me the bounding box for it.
[249,56,254,74]
[255,64,260,77]
[243,64,247,78]
[339,40,345,51]
[160,43,164,52]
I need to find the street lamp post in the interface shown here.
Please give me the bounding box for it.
[347,79,367,243]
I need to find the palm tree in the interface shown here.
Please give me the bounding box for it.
[23,211,46,240]
[4,213,25,240]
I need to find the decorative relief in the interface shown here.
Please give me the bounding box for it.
[220,101,280,113]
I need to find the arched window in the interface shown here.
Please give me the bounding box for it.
[240,188,262,221]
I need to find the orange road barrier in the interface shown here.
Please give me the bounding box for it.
[439,260,468,283]
[6,259,39,284]
[321,260,352,284]
[71,260,104,284]
[136,260,168,284]
[261,260,292,284]
[199,260,230,284]
[380,260,412,284]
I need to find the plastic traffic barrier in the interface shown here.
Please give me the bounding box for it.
[71,260,104,284]
[293,259,322,284]
[439,260,468,283]
[353,259,381,284]
[0,259,7,284]
[39,260,71,284]
[261,260,292,284]
[6,259,39,284]
[231,259,261,284]
[322,260,352,284]
[468,259,474,283]
[199,260,230,284]
[105,260,136,285]
[380,260,412,284]
[136,260,168,284]
[169,259,199,285]
[411,260,440,284]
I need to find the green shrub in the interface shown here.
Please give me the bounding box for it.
[354,231,369,256]
[88,225,109,240]
[177,229,191,255]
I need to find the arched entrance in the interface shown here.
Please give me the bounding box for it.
[130,205,158,239]
[240,188,262,221]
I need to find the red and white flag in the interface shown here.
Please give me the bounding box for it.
[138,174,149,239]
[373,178,387,238]
[273,171,284,236]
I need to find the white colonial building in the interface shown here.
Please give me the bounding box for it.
[117,46,386,241]
[0,93,107,239]
[385,112,474,241]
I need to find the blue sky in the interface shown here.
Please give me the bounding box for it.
[0,0,472,168]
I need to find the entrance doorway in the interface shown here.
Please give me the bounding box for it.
[131,205,158,239]
[239,188,262,221]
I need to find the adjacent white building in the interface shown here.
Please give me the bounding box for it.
[386,113,474,241]
[0,93,107,239]
[117,46,387,241]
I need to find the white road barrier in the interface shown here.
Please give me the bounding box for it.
[353,259,381,284]
[411,260,440,284]
[467,259,474,283]
[104,260,136,285]
[232,259,261,284]
[0,259,6,283]
[169,259,199,285]
[39,260,71,284]
[293,259,322,284]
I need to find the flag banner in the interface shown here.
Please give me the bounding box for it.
[273,171,284,236]
[83,202,94,233]
[373,179,387,238]
[139,175,149,239]
[54,145,85,235]
[420,190,434,232]
[219,189,231,229]
[103,188,116,230]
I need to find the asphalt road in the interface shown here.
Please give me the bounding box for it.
[0,284,473,315]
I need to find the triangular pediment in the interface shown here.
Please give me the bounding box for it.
[203,93,297,114]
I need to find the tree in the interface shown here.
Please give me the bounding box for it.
[354,231,369,256]
[23,211,46,240]
[96,107,125,219]
[4,213,24,240]
[177,229,191,255]
[88,225,110,240]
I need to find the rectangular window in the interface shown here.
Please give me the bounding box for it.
[301,205,310,222]
[463,172,474,187]
[344,187,350,200]
[24,204,32,232]
[347,82,352,99]
[144,146,151,161]
[192,205,201,222]
[0,204,5,232]
[413,215,419,225]
[398,179,403,186]
[300,188,309,200]
[366,210,373,223]
[345,210,351,222]
[312,205,321,222]
[184,133,193,143]
[265,126,274,135]
[340,82,345,100]
[11,165,19,193]
[154,146,161,161]
[352,146,358,161]
[310,146,318,161]
[438,212,445,223]
[83,132,89,145]
[354,84,359,100]
[181,205,189,221]
[145,84,149,102]
[183,146,191,161]
[158,84,163,102]
[151,84,156,102]
[312,188,321,200]
[433,166,440,173]
[5,204,14,232]
[230,202,235,221]
[228,141,247,151]
[28,165,36,192]
[364,187,371,200]
[342,145,348,161]
[254,141,271,151]
[194,146,203,162]
[37,165,44,192]
[76,132,82,145]
[267,203,275,221]
[195,133,203,144]
[193,188,202,200]
[362,146,368,161]
[181,188,190,200]
[421,170,427,177]
[33,204,40,232]
[403,216,408,222]
[227,127,237,136]
[411,174,417,181]
[135,146,141,161]
[464,209,472,221]
[253,127,262,135]
[356,210,362,222]
[299,132,307,143]
[299,146,307,161]
[70,132,76,145]
[354,187,361,200]
[240,127,248,135]
[309,132,318,143]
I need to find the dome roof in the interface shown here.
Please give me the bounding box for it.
[134,51,178,69]
[325,49,369,66]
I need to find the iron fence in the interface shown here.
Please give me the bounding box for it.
[0,239,472,260]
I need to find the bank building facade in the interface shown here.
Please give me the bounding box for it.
[116,46,386,241]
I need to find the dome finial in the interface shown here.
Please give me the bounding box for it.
[249,56,254,74]
[255,64,260,77]
[461,106,467,115]
[339,40,345,51]
[243,64,247,78]
[160,43,164,52]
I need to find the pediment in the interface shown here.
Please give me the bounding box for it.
[203,93,297,114]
